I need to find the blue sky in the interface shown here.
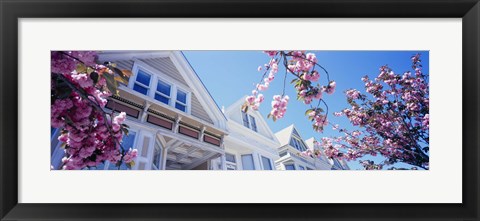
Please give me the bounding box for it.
[183,51,429,170]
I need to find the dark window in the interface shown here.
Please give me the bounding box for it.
[175,89,187,112]
[249,115,257,132]
[242,111,250,128]
[154,80,171,105]
[261,156,272,170]
[285,164,295,170]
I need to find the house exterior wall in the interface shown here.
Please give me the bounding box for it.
[218,99,281,170]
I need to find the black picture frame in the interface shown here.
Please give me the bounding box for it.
[1,0,479,220]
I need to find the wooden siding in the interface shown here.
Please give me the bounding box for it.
[190,93,213,124]
[111,57,214,124]
[140,57,186,85]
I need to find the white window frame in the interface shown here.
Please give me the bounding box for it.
[151,142,163,170]
[241,111,250,128]
[132,68,152,95]
[241,154,255,170]
[135,130,155,170]
[249,115,257,132]
[260,155,273,170]
[173,85,191,114]
[290,136,307,152]
[241,111,258,132]
[129,61,192,114]
[225,153,237,170]
[154,78,172,106]
[285,164,295,170]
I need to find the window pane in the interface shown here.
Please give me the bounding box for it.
[121,131,136,151]
[153,146,162,169]
[289,138,296,148]
[261,156,272,170]
[242,112,250,128]
[298,165,305,170]
[133,84,149,95]
[241,154,255,170]
[249,115,257,132]
[175,102,186,112]
[136,69,151,86]
[156,80,171,96]
[285,164,295,170]
[155,93,169,105]
[176,90,187,103]
[226,153,236,163]
[51,127,57,138]
[299,140,307,151]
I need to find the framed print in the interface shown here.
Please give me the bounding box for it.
[1,0,479,220]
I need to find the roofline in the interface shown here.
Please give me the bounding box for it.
[180,51,227,121]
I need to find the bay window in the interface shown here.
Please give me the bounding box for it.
[131,62,191,114]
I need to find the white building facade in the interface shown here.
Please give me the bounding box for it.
[210,97,281,170]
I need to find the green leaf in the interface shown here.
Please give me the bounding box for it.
[103,73,119,95]
[75,63,87,73]
[305,109,314,116]
[86,67,95,74]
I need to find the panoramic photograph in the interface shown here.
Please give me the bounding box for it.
[51,50,429,170]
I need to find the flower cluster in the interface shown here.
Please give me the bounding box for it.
[300,140,324,159]
[306,108,329,132]
[318,54,429,170]
[269,95,289,120]
[359,160,383,170]
[243,51,337,133]
[242,53,280,113]
[51,51,136,170]
[245,91,264,111]
[123,148,138,164]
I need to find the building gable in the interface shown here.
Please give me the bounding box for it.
[224,97,278,142]
[98,51,225,128]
